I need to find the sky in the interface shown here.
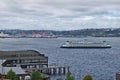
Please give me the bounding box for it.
[0,0,120,30]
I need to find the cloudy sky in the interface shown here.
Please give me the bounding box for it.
[0,0,120,30]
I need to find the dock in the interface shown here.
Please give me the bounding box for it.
[25,66,70,75]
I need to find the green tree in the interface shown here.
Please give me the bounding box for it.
[0,73,2,78]
[6,69,17,80]
[82,74,93,80]
[65,72,74,80]
[31,70,42,80]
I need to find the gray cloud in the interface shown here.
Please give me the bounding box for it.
[0,0,120,30]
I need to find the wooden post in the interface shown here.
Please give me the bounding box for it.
[58,67,62,74]
[53,68,56,75]
[67,67,70,72]
[63,67,66,74]
[48,68,51,75]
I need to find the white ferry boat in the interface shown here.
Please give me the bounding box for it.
[60,40,111,48]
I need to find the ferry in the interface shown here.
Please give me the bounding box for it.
[60,40,111,48]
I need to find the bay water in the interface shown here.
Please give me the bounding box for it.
[0,37,120,80]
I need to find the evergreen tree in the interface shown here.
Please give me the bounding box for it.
[65,72,74,80]
[82,74,93,80]
[6,69,17,80]
[31,70,42,80]
[0,73,2,78]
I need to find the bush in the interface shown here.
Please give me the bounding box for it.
[82,74,93,80]
[31,70,42,80]
[65,72,74,80]
[6,69,17,80]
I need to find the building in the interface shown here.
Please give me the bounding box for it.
[0,32,9,38]
[0,50,69,80]
[0,66,27,77]
[0,50,48,69]
[116,73,120,80]
[0,50,50,80]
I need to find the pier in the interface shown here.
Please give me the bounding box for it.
[25,66,70,75]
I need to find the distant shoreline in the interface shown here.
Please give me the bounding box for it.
[0,28,120,37]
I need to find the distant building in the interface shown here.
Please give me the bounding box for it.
[21,32,27,37]
[0,32,9,38]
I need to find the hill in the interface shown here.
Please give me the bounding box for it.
[0,28,120,37]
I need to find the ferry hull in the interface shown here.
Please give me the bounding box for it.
[60,46,111,48]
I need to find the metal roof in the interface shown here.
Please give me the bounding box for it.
[0,60,26,75]
[0,50,47,60]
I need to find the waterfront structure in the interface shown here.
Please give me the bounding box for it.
[0,50,48,69]
[0,50,69,80]
[0,66,26,75]
[0,50,50,80]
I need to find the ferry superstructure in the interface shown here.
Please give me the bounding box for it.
[60,40,111,48]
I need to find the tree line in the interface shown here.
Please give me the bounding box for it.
[0,69,93,80]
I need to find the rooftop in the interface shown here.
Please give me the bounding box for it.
[0,60,26,75]
[0,50,48,60]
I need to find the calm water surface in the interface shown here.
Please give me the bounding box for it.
[0,37,120,80]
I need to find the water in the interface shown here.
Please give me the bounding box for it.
[0,37,120,80]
